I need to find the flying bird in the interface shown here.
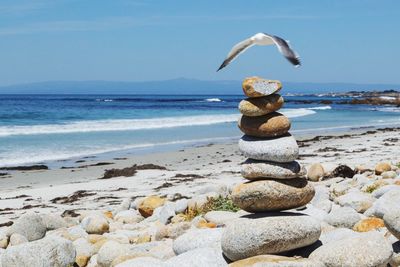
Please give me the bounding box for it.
[217,33,301,71]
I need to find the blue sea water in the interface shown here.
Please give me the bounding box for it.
[0,94,399,167]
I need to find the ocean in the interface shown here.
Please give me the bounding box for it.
[0,94,399,167]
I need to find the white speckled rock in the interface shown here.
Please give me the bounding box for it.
[335,191,375,213]
[221,215,321,261]
[9,233,28,246]
[231,179,315,212]
[41,214,68,230]
[372,185,400,199]
[204,211,241,226]
[1,236,75,267]
[324,206,361,228]
[370,189,400,218]
[173,228,223,255]
[229,255,325,267]
[238,134,299,162]
[114,210,144,224]
[241,159,306,180]
[97,240,129,267]
[9,212,47,241]
[158,202,176,225]
[309,232,393,267]
[81,214,109,234]
[174,199,189,213]
[311,186,332,213]
[73,237,95,267]
[115,257,165,267]
[319,228,361,244]
[165,247,227,267]
[384,209,400,239]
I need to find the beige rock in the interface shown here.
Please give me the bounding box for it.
[229,255,324,267]
[73,238,95,267]
[242,77,282,97]
[238,94,284,116]
[375,162,391,175]
[81,215,109,235]
[231,179,315,212]
[382,170,397,179]
[238,112,290,137]
[0,229,8,249]
[307,163,325,182]
[138,196,166,218]
[353,217,385,232]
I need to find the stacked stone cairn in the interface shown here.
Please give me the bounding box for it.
[221,77,322,262]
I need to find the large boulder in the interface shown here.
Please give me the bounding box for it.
[231,179,315,212]
[1,236,75,267]
[309,232,393,267]
[238,94,284,117]
[241,160,306,180]
[238,112,290,138]
[238,134,298,162]
[221,215,321,261]
[9,212,47,241]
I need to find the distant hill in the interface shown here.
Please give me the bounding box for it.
[0,78,399,95]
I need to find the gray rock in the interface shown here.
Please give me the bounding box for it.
[241,159,306,180]
[41,214,68,230]
[1,236,75,267]
[319,228,360,244]
[370,189,400,218]
[173,228,223,255]
[159,202,176,225]
[335,191,375,213]
[165,247,227,267]
[309,232,393,267]
[115,257,165,267]
[204,211,241,226]
[221,215,321,261]
[324,206,361,228]
[9,233,28,246]
[384,209,400,239]
[9,212,47,241]
[231,179,315,212]
[298,205,328,222]
[372,185,400,199]
[311,186,332,213]
[238,134,299,162]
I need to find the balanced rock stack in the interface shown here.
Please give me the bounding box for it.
[221,77,322,262]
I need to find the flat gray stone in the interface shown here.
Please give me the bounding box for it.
[173,228,223,255]
[165,247,227,267]
[9,212,47,241]
[1,236,75,267]
[238,134,299,162]
[309,232,393,267]
[221,214,321,261]
[241,159,306,180]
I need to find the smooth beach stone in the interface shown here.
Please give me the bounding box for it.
[335,191,375,213]
[309,232,393,267]
[1,236,76,267]
[384,209,400,239]
[115,257,165,267]
[307,163,325,182]
[81,214,109,234]
[238,112,291,137]
[165,247,228,267]
[375,162,391,175]
[138,196,166,218]
[231,179,315,212]
[229,255,324,267]
[241,159,306,180]
[238,94,284,116]
[204,211,242,226]
[9,212,47,241]
[173,228,223,255]
[238,134,299,162]
[324,206,361,229]
[353,217,385,232]
[221,215,321,261]
[242,77,282,97]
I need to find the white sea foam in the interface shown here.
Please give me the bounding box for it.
[0,109,317,138]
[307,106,332,110]
[205,98,222,102]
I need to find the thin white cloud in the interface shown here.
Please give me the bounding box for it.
[0,1,52,15]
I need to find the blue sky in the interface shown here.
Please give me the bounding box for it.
[0,0,399,86]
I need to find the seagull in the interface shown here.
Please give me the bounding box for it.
[217,32,301,71]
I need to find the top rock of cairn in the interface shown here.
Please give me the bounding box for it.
[242,77,282,97]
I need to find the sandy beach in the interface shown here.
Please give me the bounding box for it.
[1,126,399,225]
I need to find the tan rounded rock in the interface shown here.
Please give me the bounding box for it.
[238,112,290,137]
[138,196,166,218]
[238,94,284,116]
[242,77,282,97]
[353,217,384,232]
[231,179,315,212]
[307,163,325,182]
[375,162,391,175]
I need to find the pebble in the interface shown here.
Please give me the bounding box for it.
[241,159,306,180]
[384,209,400,239]
[382,170,397,179]
[238,94,284,116]
[238,134,299,162]
[309,232,393,267]
[114,210,144,224]
[158,202,176,225]
[231,179,315,212]
[73,238,95,267]
[9,212,47,241]
[138,196,166,217]
[238,112,290,137]
[81,214,109,234]
[221,215,321,261]
[1,236,75,267]
[229,255,324,267]
[324,206,361,228]
[174,199,189,213]
[335,191,375,213]
[173,228,223,255]
[242,77,282,97]
[97,240,129,267]
[353,217,385,232]
[375,162,391,175]
[307,163,325,182]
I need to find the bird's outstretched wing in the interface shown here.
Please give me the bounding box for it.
[263,33,301,67]
[217,38,255,71]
